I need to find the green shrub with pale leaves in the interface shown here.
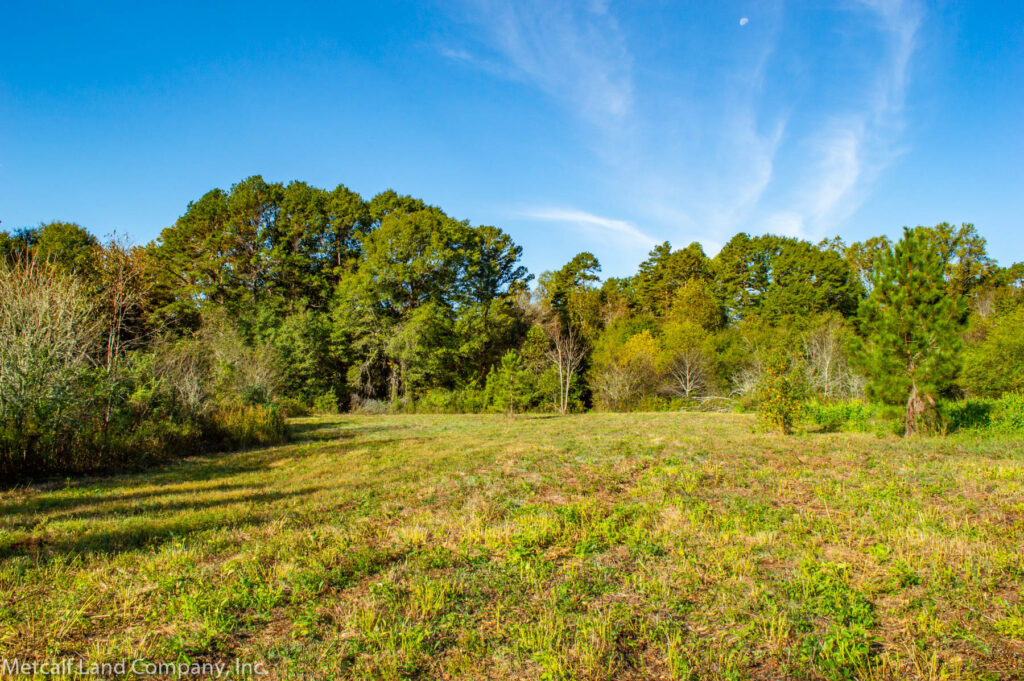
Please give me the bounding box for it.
[756,355,805,434]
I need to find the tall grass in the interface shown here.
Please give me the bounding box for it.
[210,404,288,448]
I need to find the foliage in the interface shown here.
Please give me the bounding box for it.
[209,404,287,448]
[836,235,892,293]
[803,400,880,433]
[961,305,1024,397]
[0,257,290,479]
[755,355,804,434]
[537,252,600,323]
[480,326,560,413]
[544,320,589,414]
[918,222,995,300]
[333,205,529,401]
[633,241,712,316]
[790,560,877,679]
[0,261,106,476]
[856,227,966,436]
[312,391,339,415]
[4,174,1024,480]
[664,277,725,331]
[713,233,861,322]
[801,314,862,400]
[943,392,1024,434]
[265,308,343,404]
[592,329,662,411]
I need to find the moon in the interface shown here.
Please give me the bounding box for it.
[740,17,749,26]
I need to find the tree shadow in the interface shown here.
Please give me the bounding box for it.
[0,484,328,562]
[0,480,266,520]
[0,417,389,518]
[1,484,327,529]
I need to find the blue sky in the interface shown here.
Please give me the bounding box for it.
[2,1,1022,278]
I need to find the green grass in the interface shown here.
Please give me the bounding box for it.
[1,413,1023,680]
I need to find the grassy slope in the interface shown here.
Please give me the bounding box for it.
[0,413,1022,680]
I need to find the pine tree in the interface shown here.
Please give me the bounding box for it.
[856,227,966,436]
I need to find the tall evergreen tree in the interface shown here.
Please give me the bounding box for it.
[713,234,861,322]
[856,227,966,436]
[634,241,712,316]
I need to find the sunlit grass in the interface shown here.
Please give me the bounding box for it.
[1,413,1022,679]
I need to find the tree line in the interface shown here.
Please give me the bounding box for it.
[3,175,1023,477]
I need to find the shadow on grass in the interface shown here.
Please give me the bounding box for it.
[2,485,329,528]
[0,484,329,562]
[0,418,392,519]
[0,480,272,520]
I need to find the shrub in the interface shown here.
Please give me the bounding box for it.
[992,392,1024,432]
[803,400,879,433]
[416,388,460,413]
[943,399,993,432]
[211,404,287,448]
[312,391,339,415]
[458,386,489,412]
[0,260,104,476]
[592,329,663,411]
[756,355,804,434]
[962,306,1024,397]
[944,393,1024,434]
[483,351,562,414]
[266,308,344,404]
[276,397,310,418]
[352,397,386,415]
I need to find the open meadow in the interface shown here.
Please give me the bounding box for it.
[1,413,1023,680]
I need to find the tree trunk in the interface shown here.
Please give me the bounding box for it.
[905,382,926,437]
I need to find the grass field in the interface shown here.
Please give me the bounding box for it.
[1,413,1023,680]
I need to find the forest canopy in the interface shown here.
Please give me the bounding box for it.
[3,176,1023,477]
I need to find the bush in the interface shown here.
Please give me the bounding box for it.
[633,396,688,412]
[992,393,1024,432]
[0,264,294,481]
[962,307,1024,397]
[416,388,460,413]
[592,329,663,411]
[276,397,311,418]
[482,351,557,414]
[406,386,492,414]
[944,393,1024,434]
[756,356,804,434]
[943,399,993,432]
[351,397,386,415]
[0,261,103,476]
[211,405,287,448]
[312,391,339,415]
[803,400,879,433]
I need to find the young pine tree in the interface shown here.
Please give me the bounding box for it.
[856,227,966,436]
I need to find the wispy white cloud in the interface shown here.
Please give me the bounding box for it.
[516,207,658,248]
[618,7,789,247]
[440,0,925,273]
[440,1,633,129]
[769,0,923,239]
[437,46,474,62]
